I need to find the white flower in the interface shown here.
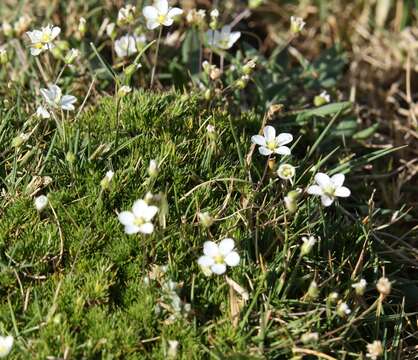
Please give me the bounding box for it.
[114,34,146,58]
[307,173,351,207]
[117,5,136,26]
[186,9,206,26]
[143,0,183,30]
[301,236,317,255]
[0,335,13,358]
[210,9,219,19]
[206,25,241,50]
[101,170,114,191]
[336,302,351,317]
[106,23,116,38]
[105,170,114,181]
[26,24,61,56]
[290,16,305,33]
[277,163,295,180]
[366,340,383,359]
[34,195,48,212]
[198,238,240,275]
[40,84,77,111]
[36,105,50,119]
[251,126,293,156]
[118,199,158,234]
[352,279,367,295]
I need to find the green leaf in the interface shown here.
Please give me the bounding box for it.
[353,123,379,140]
[296,101,352,122]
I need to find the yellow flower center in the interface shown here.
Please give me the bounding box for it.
[266,140,277,151]
[41,33,51,43]
[214,255,224,264]
[134,217,145,226]
[34,42,44,49]
[158,14,166,24]
[323,185,336,197]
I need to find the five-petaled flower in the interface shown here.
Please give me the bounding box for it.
[26,24,61,56]
[307,173,350,207]
[118,199,158,234]
[0,335,13,358]
[198,238,240,275]
[41,84,77,111]
[143,0,183,30]
[251,126,293,156]
[206,25,241,50]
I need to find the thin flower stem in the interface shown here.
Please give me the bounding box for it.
[55,63,68,84]
[255,155,271,191]
[150,26,163,88]
[114,96,122,149]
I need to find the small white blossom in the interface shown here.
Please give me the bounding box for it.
[117,85,132,97]
[0,335,13,358]
[210,9,219,19]
[186,9,206,26]
[366,340,383,359]
[206,25,241,50]
[26,24,61,56]
[198,239,240,275]
[251,126,293,156]
[352,279,367,295]
[34,195,48,212]
[118,199,158,234]
[36,105,50,119]
[307,173,351,207]
[100,170,114,191]
[114,34,146,58]
[148,159,159,177]
[143,0,183,30]
[40,84,77,111]
[277,163,295,180]
[117,5,136,26]
[290,16,305,33]
[314,90,331,106]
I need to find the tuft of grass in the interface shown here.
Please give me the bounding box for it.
[0,90,416,358]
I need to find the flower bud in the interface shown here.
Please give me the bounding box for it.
[117,5,136,27]
[100,170,114,190]
[206,124,217,141]
[0,48,8,65]
[64,48,80,64]
[198,212,214,228]
[242,59,257,75]
[314,91,331,107]
[14,15,32,36]
[106,23,116,39]
[117,85,132,98]
[235,75,250,89]
[204,88,213,101]
[336,301,351,318]
[352,279,367,296]
[327,292,339,304]
[12,133,29,148]
[2,22,14,38]
[78,17,87,37]
[148,159,159,178]
[376,277,391,297]
[290,16,306,34]
[66,151,76,164]
[277,163,295,181]
[34,195,49,212]
[307,281,319,299]
[124,63,142,77]
[366,340,383,359]
[301,236,317,256]
[300,332,319,344]
[167,340,179,359]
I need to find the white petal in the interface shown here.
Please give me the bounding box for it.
[335,186,351,198]
[36,106,50,119]
[219,238,235,255]
[132,200,148,217]
[146,20,160,30]
[125,224,141,234]
[276,133,293,146]
[118,211,135,225]
[315,173,331,188]
[320,195,334,207]
[198,255,214,267]
[51,26,61,39]
[211,263,226,275]
[154,0,169,14]
[258,147,272,156]
[143,205,158,221]
[331,173,345,187]
[143,6,158,20]
[251,135,266,146]
[162,17,174,26]
[203,241,219,257]
[263,126,276,142]
[274,146,291,155]
[0,336,13,357]
[61,95,76,110]
[138,223,154,234]
[30,47,44,56]
[224,251,240,267]
[168,7,183,18]
[307,185,323,196]
[228,31,241,48]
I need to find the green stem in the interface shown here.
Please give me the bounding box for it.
[150,27,163,88]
